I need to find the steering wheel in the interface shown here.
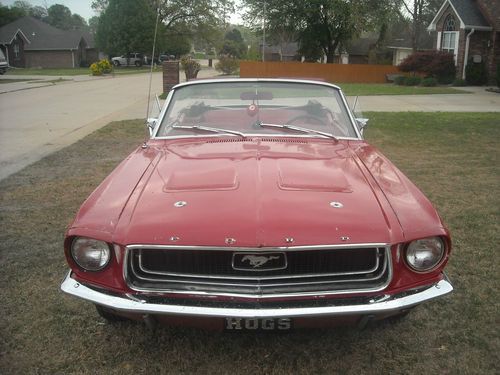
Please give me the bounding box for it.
[286,114,327,127]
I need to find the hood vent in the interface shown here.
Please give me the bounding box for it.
[205,137,310,144]
[205,138,253,144]
[261,138,309,144]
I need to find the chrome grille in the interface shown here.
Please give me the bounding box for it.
[125,245,392,296]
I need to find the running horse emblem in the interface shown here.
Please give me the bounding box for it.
[241,255,279,268]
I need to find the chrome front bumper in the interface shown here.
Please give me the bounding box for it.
[60,271,453,318]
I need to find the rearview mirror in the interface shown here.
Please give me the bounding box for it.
[240,91,274,100]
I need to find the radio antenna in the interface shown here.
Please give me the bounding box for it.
[143,4,161,149]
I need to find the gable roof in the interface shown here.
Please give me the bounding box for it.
[386,31,434,51]
[346,38,377,55]
[263,42,299,57]
[0,16,94,50]
[428,0,492,31]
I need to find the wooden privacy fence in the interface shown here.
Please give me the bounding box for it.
[240,61,402,83]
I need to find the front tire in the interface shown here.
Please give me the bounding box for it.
[95,304,128,323]
[112,60,120,67]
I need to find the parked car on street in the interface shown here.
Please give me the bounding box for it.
[61,78,453,331]
[159,54,176,62]
[0,49,9,74]
[143,55,159,65]
[111,53,144,67]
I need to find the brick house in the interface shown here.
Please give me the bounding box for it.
[0,16,98,68]
[427,0,499,82]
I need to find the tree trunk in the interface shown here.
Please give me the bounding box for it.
[326,50,335,63]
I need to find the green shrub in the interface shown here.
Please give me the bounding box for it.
[90,62,102,76]
[215,55,239,75]
[452,78,467,86]
[89,59,113,76]
[394,76,407,85]
[437,73,455,84]
[404,76,422,86]
[465,61,488,85]
[399,51,455,83]
[421,77,437,86]
[180,56,201,80]
[98,59,112,74]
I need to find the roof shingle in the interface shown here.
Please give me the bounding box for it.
[0,16,94,49]
[450,0,490,27]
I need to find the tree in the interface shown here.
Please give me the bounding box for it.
[218,28,246,58]
[95,0,160,56]
[244,0,393,63]
[88,16,100,33]
[94,0,234,60]
[93,0,233,30]
[0,3,28,27]
[163,33,191,57]
[396,0,442,51]
[12,0,32,13]
[0,2,85,29]
[30,5,48,20]
[46,4,72,29]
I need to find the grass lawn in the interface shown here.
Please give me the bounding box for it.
[0,113,498,374]
[340,83,469,96]
[5,66,162,76]
[0,78,39,83]
[6,67,91,76]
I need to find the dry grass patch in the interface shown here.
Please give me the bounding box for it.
[0,114,498,374]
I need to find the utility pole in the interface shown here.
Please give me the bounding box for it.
[262,0,266,62]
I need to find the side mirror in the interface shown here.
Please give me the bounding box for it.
[146,117,157,136]
[355,118,369,135]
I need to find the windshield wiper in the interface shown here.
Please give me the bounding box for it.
[172,124,245,137]
[256,121,338,141]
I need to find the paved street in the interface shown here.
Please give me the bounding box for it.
[1,71,499,181]
[0,72,164,180]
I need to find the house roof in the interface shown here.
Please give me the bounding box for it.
[345,38,377,55]
[263,42,299,56]
[0,16,95,50]
[428,0,492,31]
[386,32,434,51]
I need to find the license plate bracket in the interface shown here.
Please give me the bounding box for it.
[224,317,292,331]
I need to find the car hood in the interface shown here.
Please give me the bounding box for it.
[100,138,403,247]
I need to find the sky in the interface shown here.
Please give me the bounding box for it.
[2,0,98,21]
[2,0,243,24]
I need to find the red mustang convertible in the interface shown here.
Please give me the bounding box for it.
[61,79,452,330]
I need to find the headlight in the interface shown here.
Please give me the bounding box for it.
[71,237,111,271]
[405,236,445,272]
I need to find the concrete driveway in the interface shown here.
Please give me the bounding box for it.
[0,72,166,180]
[354,86,500,112]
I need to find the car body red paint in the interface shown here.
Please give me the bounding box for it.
[61,79,452,329]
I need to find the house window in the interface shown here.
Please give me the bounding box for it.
[441,15,458,61]
[444,14,456,31]
[441,32,457,54]
[13,43,20,59]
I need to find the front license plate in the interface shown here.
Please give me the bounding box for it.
[224,317,292,331]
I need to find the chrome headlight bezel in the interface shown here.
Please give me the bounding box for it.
[404,236,446,273]
[70,237,111,272]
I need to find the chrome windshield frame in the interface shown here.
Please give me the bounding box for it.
[151,78,362,141]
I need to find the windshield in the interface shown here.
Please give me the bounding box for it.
[156,81,358,139]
